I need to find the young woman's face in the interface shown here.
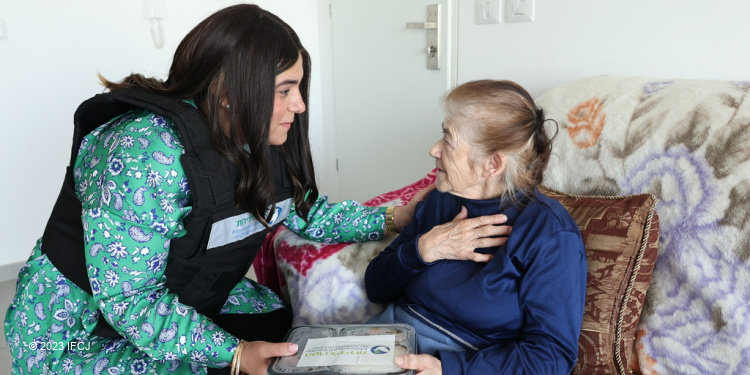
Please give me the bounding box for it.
[269,55,306,145]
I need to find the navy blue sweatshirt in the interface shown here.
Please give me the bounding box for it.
[365,188,587,374]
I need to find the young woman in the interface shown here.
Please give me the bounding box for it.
[4,5,439,375]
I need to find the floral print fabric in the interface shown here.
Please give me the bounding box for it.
[536,77,750,375]
[254,170,438,327]
[4,109,387,374]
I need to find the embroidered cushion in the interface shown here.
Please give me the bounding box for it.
[540,186,659,375]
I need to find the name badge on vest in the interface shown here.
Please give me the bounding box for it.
[206,198,292,250]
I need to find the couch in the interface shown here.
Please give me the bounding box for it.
[254,76,750,375]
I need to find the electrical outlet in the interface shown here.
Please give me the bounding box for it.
[505,0,534,23]
[0,18,8,41]
[475,0,501,25]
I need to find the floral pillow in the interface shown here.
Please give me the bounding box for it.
[537,76,750,374]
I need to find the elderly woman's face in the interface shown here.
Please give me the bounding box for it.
[429,119,488,198]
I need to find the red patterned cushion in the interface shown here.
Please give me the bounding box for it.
[540,187,659,375]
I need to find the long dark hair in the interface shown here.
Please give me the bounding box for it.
[100,4,318,224]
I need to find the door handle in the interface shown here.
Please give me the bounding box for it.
[406,4,441,70]
[406,22,437,29]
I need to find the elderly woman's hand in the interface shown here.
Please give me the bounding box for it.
[417,206,511,263]
[396,354,442,375]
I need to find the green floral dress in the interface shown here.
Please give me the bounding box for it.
[4,109,387,374]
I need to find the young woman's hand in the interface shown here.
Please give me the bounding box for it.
[396,354,442,375]
[240,341,298,375]
[393,183,436,231]
[417,206,511,263]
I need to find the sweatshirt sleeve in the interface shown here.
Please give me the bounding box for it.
[284,195,387,243]
[76,112,237,367]
[437,230,587,375]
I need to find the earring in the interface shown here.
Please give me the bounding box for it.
[224,104,230,109]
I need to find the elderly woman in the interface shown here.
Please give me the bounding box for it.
[365,80,587,375]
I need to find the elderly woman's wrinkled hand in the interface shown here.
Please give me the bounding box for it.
[417,206,511,263]
[396,354,442,375]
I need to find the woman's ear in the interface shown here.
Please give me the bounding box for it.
[217,88,229,109]
[484,151,506,177]
[209,80,230,109]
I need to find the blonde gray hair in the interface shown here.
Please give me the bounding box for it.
[443,80,553,203]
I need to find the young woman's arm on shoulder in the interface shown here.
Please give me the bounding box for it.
[285,185,434,243]
[285,195,388,243]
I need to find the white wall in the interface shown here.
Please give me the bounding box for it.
[456,1,750,99]
[322,0,750,202]
[0,0,332,279]
[3,0,749,278]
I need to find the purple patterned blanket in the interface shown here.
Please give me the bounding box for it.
[537,76,750,375]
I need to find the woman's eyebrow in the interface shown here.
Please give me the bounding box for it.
[276,79,299,87]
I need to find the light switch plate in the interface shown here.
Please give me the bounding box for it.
[476,0,501,25]
[0,18,8,40]
[505,0,534,23]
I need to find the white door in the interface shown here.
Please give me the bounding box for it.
[330,0,457,202]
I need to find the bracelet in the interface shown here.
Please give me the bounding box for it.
[385,206,399,235]
[230,340,245,375]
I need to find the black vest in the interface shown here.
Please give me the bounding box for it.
[41,88,293,337]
